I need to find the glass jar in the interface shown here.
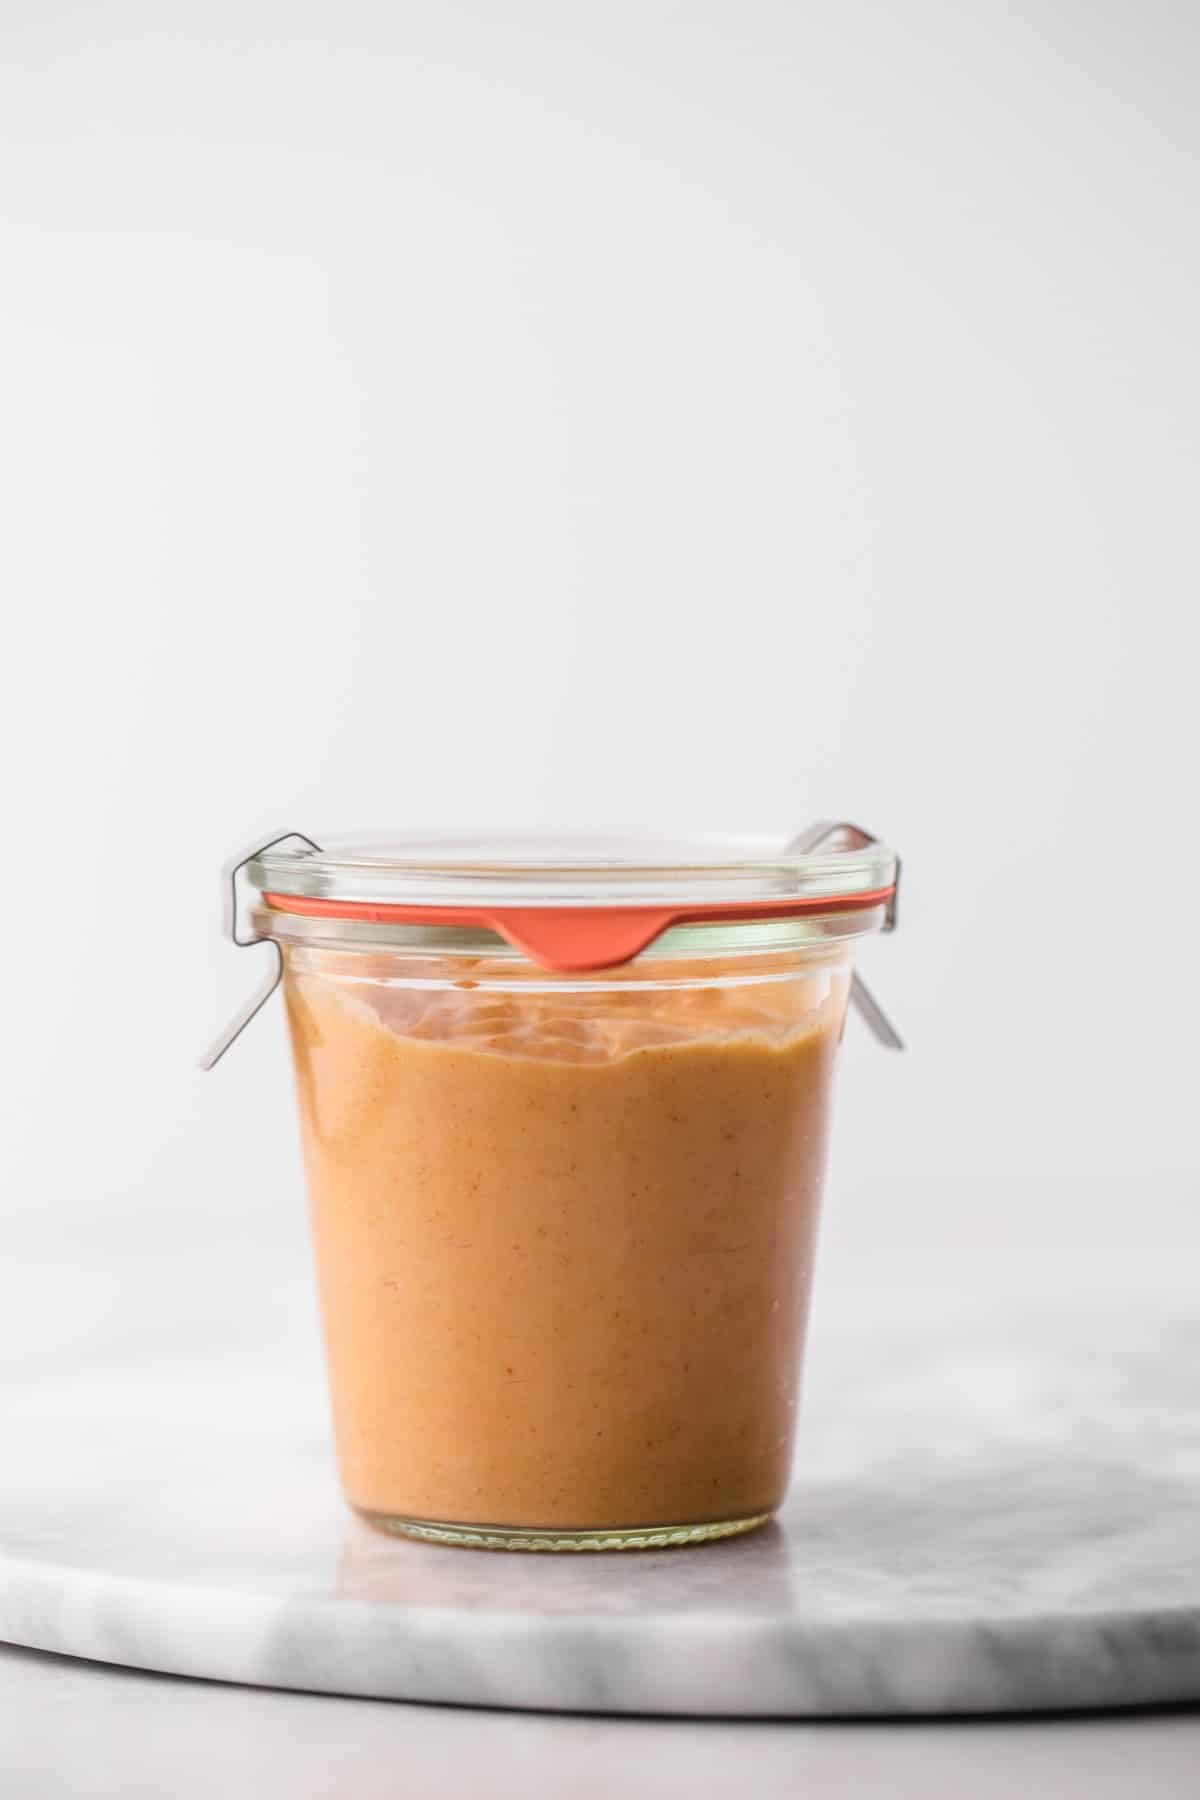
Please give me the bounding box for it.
[222,830,899,1551]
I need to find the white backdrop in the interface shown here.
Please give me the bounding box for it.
[1,1,1197,1296]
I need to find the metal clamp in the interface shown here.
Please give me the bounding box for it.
[785,820,904,1050]
[199,830,322,1071]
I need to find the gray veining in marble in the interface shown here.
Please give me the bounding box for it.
[1,1289,1198,1716]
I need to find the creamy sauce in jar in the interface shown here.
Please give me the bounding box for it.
[284,952,847,1535]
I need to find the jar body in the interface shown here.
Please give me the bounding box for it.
[280,932,854,1549]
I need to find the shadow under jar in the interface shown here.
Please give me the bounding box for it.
[243,832,898,1551]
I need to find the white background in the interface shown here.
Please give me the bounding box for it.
[1,0,1197,1297]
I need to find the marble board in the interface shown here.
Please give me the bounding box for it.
[1,1290,1198,1716]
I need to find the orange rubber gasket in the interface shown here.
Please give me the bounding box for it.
[260,885,897,974]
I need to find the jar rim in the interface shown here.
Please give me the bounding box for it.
[253,902,887,965]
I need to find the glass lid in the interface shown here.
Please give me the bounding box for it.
[248,829,898,910]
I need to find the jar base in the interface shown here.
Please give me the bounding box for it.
[356,1509,772,1553]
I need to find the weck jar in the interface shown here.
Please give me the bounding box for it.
[205,827,900,1551]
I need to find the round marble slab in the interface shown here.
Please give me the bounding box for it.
[1,1293,1198,1716]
